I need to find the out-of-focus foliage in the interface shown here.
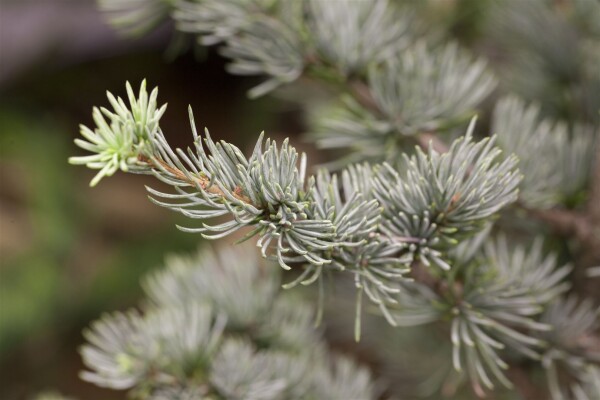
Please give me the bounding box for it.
[80,245,377,399]
[538,296,600,400]
[312,42,496,165]
[484,0,600,123]
[492,96,597,209]
[98,0,171,37]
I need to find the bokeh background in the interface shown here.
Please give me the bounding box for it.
[1,0,598,399]
[0,1,304,398]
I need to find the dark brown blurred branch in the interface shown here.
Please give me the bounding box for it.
[524,206,594,244]
[408,262,439,291]
[417,132,450,153]
[506,366,548,400]
[587,144,600,229]
[348,80,381,116]
[521,143,600,265]
[522,143,600,302]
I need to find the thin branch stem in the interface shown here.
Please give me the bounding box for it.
[586,143,600,232]
[516,146,599,271]
[417,132,450,154]
[523,205,593,242]
[138,154,256,206]
[506,365,548,400]
[348,79,382,116]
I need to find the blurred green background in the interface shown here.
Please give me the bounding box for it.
[0,1,299,397]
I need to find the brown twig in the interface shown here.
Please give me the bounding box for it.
[417,132,450,154]
[408,261,439,291]
[348,79,382,116]
[409,261,462,302]
[506,366,548,400]
[518,148,599,256]
[586,143,600,234]
[523,206,595,244]
[138,154,255,206]
[577,142,600,297]
[520,144,600,257]
[520,141,600,302]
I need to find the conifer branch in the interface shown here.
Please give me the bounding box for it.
[70,1,599,398]
[70,81,522,343]
[138,154,255,205]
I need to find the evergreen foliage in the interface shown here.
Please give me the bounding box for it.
[492,96,596,208]
[70,81,522,339]
[80,246,376,399]
[69,0,599,398]
[539,296,600,400]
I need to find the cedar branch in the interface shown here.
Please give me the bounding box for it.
[138,154,255,206]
